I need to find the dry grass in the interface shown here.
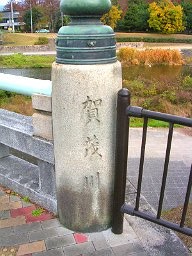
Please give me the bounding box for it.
[1,95,33,116]
[3,32,192,47]
[162,203,192,249]
[119,47,184,66]
[3,32,56,46]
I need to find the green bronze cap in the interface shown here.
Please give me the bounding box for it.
[60,0,111,16]
[56,0,117,65]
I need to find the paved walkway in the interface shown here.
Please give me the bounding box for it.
[0,128,191,255]
[127,128,192,211]
[0,184,189,256]
[0,51,56,56]
[0,185,148,256]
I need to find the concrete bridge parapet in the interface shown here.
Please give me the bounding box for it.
[0,107,56,213]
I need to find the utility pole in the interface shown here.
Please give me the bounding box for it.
[61,11,64,27]
[30,0,33,33]
[10,0,15,32]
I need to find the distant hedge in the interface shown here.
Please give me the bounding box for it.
[34,37,49,45]
[116,37,192,44]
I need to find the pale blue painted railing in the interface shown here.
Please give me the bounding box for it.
[0,73,52,96]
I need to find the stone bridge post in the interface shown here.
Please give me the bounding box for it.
[52,0,122,232]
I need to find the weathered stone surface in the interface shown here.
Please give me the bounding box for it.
[32,113,53,141]
[45,234,75,249]
[0,43,55,53]
[0,109,54,164]
[38,160,56,197]
[0,154,56,213]
[52,61,122,232]
[0,143,9,158]
[63,242,95,256]
[0,109,56,213]
[32,94,52,112]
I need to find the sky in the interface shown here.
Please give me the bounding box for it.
[0,0,9,11]
[0,0,9,6]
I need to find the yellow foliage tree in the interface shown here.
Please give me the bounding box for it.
[101,5,122,30]
[148,0,185,34]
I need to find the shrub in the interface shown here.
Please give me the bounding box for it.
[118,47,136,62]
[182,75,192,90]
[161,90,177,103]
[0,90,15,98]
[118,47,184,66]
[124,79,145,96]
[122,72,192,117]
[34,37,49,45]
[0,90,8,98]
[116,37,192,44]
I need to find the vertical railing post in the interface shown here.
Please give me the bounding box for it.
[112,88,130,234]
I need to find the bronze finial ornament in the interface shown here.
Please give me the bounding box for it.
[56,0,117,64]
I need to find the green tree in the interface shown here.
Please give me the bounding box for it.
[181,1,192,33]
[120,0,149,31]
[148,0,185,34]
[101,5,122,30]
[54,13,70,32]
[23,6,42,32]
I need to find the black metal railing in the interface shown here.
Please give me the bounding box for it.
[112,88,192,236]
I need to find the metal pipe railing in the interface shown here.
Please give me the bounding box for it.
[112,89,192,236]
[0,73,52,96]
[126,106,192,127]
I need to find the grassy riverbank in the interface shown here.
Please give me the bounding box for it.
[0,52,191,127]
[2,32,192,46]
[0,54,55,68]
[0,54,54,115]
[123,70,192,127]
[3,33,56,46]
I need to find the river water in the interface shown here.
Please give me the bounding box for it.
[0,65,192,81]
[0,68,52,80]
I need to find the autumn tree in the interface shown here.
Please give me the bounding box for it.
[101,5,122,30]
[148,0,185,34]
[3,0,22,11]
[40,0,60,32]
[16,0,60,32]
